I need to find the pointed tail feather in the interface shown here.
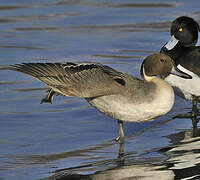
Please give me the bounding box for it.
[0,65,14,70]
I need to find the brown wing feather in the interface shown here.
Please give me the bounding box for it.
[9,63,126,97]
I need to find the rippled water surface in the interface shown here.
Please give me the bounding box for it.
[1,0,200,179]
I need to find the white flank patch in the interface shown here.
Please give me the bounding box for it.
[165,64,200,100]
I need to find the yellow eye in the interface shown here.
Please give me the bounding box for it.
[179,28,183,32]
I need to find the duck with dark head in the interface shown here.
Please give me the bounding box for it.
[161,16,200,136]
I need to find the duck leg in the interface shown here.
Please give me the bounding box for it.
[174,96,199,136]
[192,96,199,136]
[115,120,125,143]
[117,142,125,166]
[192,96,198,117]
[192,117,199,137]
[40,89,57,104]
[174,96,199,119]
[116,121,125,166]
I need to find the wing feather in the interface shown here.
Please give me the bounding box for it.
[8,63,126,97]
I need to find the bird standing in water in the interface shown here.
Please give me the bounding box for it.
[161,16,200,135]
[0,53,191,142]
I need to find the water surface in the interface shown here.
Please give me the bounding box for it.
[0,0,200,179]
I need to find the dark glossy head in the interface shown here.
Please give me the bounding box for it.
[141,53,192,80]
[162,16,200,52]
[171,16,199,47]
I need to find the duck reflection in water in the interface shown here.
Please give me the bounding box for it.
[51,129,200,180]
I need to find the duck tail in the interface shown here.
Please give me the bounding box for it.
[0,65,13,70]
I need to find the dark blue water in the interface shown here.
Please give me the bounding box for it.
[1,0,200,179]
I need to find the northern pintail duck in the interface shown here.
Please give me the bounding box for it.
[1,53,191,142]
[161,16,200,132]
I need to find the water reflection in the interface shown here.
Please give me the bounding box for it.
[173,112,200,137]
[47,128,200,180]
[1,0,200,179]
[164,130,200,180]
[52,164,175,180]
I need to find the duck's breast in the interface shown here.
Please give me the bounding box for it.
[87,81,174,123]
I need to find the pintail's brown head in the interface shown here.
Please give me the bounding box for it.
[140,53,192,81]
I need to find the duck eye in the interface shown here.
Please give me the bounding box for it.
[160,59,165,63]
[179,27,183,32]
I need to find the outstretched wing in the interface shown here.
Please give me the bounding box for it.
[6,62,126,97]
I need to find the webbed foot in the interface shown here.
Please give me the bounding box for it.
[40,89,57,104]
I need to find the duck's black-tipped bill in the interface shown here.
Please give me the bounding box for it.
[164,35,179,50]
